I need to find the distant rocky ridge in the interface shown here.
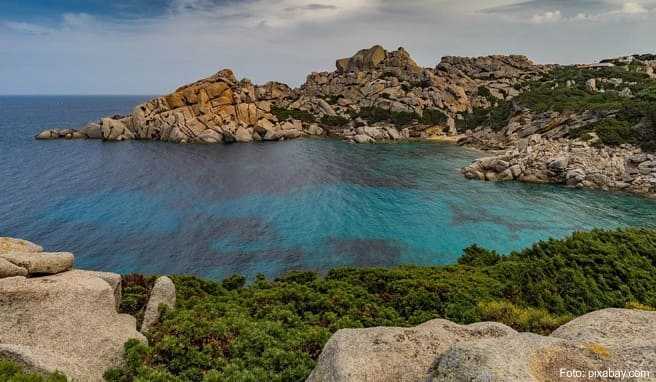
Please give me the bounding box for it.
[0,237,175,381]
[307,308,656,382]
[35,46,656,197]
[35,45,546,145]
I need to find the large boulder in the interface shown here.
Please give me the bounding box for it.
[0,270,145,381]
[0,252,73,276]
[551,308,656,375]
[141,276,176,333]
[0,237,43,253]
[306,319,516,382]
[0,258,28,278]
[433,332,607,382]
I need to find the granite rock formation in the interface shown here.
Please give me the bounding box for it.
[462,135,656,197]
[0,238,151,381]
[308,308,656,382]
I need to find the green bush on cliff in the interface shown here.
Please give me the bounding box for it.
[0,358,67,382]
[107,228,656,382]
[270,107,316,124]
[319,115,349,127]
[355,106,448,127]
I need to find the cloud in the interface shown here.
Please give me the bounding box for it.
[2,0,656,94]
[483,0,656,22]
[621,1,648,13]
[529,10,563,23]
[1,21,52,35]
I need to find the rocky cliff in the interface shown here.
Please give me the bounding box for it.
[36,45,546,145]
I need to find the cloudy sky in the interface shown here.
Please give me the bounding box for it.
[1,0,655,94]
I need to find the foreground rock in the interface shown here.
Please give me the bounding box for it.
[0,270,145,381]
[306,319,517,382]
[0,237,43,253]
[462,135,656,197]
[0,238,148,381]
[308,308,656,382]
[141,276,176,333]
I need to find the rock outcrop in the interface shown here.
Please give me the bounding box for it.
[308,308,656,382]
[36,46,546,145]
[462,134,656,197]
[306,319,517,382]
[35,70,320,144]
[141,276,176,333]
[0,238,147,381]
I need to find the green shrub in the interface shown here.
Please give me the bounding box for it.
[477,300,572,335]
[119,274,156,329]
[319,115,349,127]
[419,109,448,126]
[271,107,316,124]
[0,358,67,382]
[110,228,656,381]
[222,275,246,291]
[594,119,634,146]
[458,245,501,267]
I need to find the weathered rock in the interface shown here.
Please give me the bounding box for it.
[0,270,145,381]
[551,308,656,374]
[353,134,375,144]
[306,319,516,382]
[433,333,606,382]
[83,271,123,310]
[0,258,28,278]
[141,276,176,333]
[0,252,73,275]
[0,237,43,254]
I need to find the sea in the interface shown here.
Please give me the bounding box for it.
[2,95,655,280]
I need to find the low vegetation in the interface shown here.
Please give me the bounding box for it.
[459,64,656,150]
[354,106,447,127]
[106,228,656,381]
[0,359,66,382]
[270,107,316,124]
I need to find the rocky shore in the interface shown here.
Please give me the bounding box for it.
[463,135,656,197]
[0,237,175,381]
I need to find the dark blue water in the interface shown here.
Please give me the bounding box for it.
[2,96,655,279]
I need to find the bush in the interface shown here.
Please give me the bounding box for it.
[119,274,156,329]
[419,109,448,126]
[0,358,67,382]
[271,107,316,124]
[458,245,501,267]
[594,119,634,146]
[319,115,349,127]
[477,300,572,335]
[109,228,656,381]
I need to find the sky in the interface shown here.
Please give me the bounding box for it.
[1,0,655,94]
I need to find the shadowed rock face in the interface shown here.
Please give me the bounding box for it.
[307,308,656,382]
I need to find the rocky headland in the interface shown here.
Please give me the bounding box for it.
[35,47,656,196]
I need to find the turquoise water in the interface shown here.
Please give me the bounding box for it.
[1,96,655,279]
